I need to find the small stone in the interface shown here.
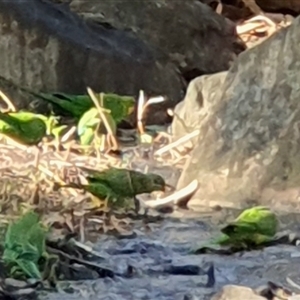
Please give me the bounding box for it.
[288,296,300,300]
[211,285,266,300]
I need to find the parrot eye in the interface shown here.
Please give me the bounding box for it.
[153,177,165,186]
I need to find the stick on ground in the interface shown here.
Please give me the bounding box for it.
[143,179,198,209]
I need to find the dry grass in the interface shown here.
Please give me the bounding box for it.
[0,136,128,240]
[0,88,200,243]
[0,121,193,242]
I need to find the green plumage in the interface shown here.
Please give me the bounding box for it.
[33,92,135,123]
[57,167,166,210]
[217,206,278,248]
[0,111,47,145]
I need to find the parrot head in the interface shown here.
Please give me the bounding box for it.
[147,173,173,192]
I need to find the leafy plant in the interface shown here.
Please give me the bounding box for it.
[2,211,50,279]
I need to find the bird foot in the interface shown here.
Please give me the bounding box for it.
[90,195,111,212]
[90,195,104,209]
[133,197,140,214]
[154,132,172,144]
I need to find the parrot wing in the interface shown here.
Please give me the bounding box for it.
[32,92,91,119]
[85,182,127,207]
[222,206,278,239]
[221,221,258,236]
[233,206,278,236]
[234,206,272,223]
[102,93,135,124]
[0,112,46,145]
[78,167,140,198]
[34,91,135,124]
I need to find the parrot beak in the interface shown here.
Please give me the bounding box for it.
[164,183,175,192]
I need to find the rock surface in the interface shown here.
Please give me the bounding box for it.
[256,0,300,13]
[39,212,300,299]
[203,1,300,22]
[0,0,185,124]
[0,76,44,112]
[175,16,300,211]
[214,0,300,15]
[68,0,245,80]
[171,71,227,142]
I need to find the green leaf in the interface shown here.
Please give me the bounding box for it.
[77,107,99,136]
[27,223,47,257]
[79,127,96,146]
[15,259,42,279]
[2,211,48,280]
[10,265,23,277]
[5,211,40,248]
[3,248,20,263]
[77,107,117,146]
[51,125,68,139]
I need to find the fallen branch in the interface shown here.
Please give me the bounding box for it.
[154,129,200,156]
[236,15,277,36]
[0,90,16,112]
[143,179,198,209]
[61,125,77,143]
[137,90,165,135]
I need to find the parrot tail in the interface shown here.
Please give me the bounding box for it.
[0,111,16,124]
[53,182,84,192]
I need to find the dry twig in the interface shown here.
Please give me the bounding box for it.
[143,180,198,209]
[0,90,16,112]
[154,129,200,156]
[137,90,165,135]
[87,87,119,151]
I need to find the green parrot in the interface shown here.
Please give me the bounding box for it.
[0,111,48,145]
[216,206,278,249]
[76,106,118,146]
[7,111,59,135]
[54,167,169,212]
[31,92,135,123]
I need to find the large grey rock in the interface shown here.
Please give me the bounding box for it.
[171,71,228,142]
[0,76,46,113]
[256,0,300,13]
[0,0,185,124]
[176,16,300,211]
[69,0,245,79]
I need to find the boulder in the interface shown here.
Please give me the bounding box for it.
[0,0,185,124]
[171,71,228,142]
[176,16,300,211]
[0,76,47,113]
[203,1,300,22]
[213,0,300,15]
[69,0,246,80]
[256,0,300,13]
